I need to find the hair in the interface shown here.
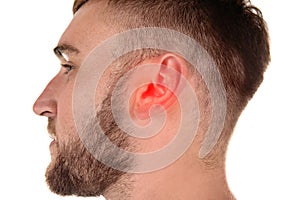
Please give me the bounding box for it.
[75,0,270,160]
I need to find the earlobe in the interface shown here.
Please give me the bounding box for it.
[131,54,187,120]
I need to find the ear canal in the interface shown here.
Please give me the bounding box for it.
[141,83,167,100]
[141,83,156,99]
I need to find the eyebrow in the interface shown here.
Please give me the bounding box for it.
[73,0,90,14]
[53,44,80,61]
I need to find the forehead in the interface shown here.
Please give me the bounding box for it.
[58,0,116,61]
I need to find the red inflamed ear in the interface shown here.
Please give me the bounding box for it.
[131,54,186,120]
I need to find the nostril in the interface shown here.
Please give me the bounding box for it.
[33,99,57,118]
[40,111,53,117]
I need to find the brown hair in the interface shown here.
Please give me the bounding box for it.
[74,0,270,158]
[107,1,269,98]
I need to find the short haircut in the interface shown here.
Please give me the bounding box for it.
[74,0,270,158]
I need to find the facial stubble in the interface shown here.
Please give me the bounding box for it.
[45,94,133,197]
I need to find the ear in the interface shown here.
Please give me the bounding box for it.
[131,54,187,120]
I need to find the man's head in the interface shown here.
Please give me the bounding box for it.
[33,0,270,198]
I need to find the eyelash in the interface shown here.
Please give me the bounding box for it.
[61,64,75,75]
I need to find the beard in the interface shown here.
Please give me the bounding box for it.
[45,93,134,197]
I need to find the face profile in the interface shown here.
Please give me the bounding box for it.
[33,0,270,199]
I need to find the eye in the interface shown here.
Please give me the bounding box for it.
[61,64,75,75]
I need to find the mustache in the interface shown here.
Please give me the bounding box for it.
[47,118,56,135]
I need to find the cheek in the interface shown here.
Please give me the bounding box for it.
[95,73,113,108]
[56,84,79,143]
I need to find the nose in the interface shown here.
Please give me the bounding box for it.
[33,78,58,118]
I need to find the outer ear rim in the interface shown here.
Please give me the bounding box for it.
[131,53,188,120]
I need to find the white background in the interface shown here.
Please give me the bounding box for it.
[0,0,299,199]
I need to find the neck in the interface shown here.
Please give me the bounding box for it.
[104,156,235,200]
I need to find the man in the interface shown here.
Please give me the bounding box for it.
[33,0,270,199]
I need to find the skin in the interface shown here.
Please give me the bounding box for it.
[33,0,235,199]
